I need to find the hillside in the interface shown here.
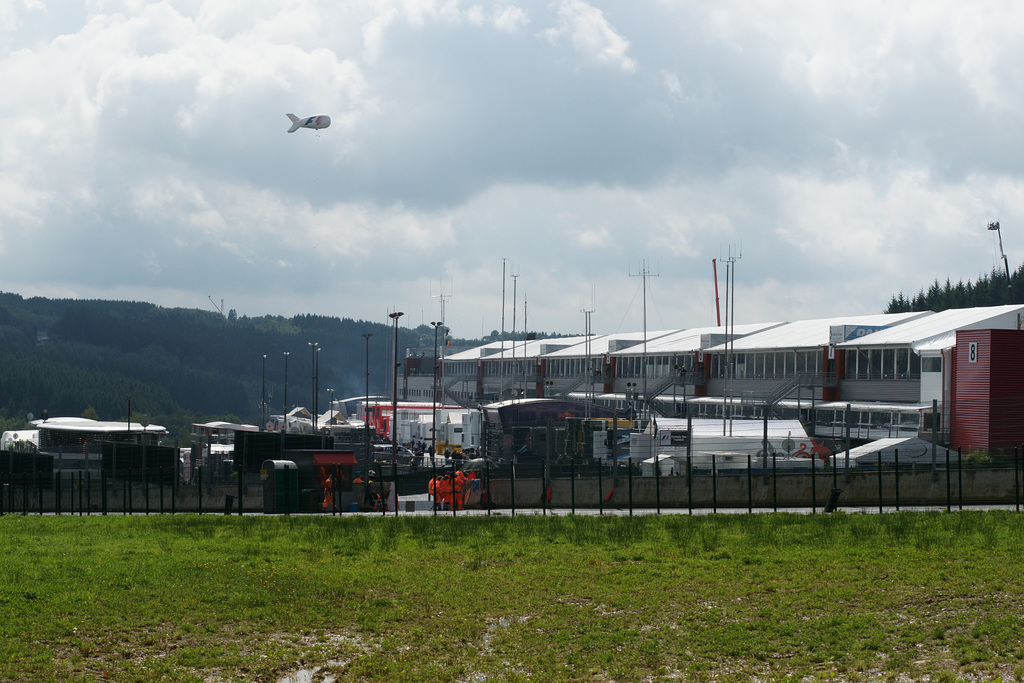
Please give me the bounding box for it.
[0,293,452,441]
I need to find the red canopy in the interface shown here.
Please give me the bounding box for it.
[313,452,357,466]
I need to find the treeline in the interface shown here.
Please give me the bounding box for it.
[885,265,1024,313]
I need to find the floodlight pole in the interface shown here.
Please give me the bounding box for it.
[430,322,442,467]
[389,312,404,516]
[389,311,404,468]
[283,351,289,433]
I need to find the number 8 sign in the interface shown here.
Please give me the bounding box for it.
[968,341,978,363]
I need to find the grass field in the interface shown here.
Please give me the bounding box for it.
[1,511,1024,682]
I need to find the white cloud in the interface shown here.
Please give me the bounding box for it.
[543,0,636,72]
[493,5,528,32]
[4,1,1024,336]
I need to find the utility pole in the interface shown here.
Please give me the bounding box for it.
[721,246,741,436]
[630,259,658,421]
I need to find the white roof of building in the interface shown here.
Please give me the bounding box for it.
[707,312,930,352]
[32,417,168,434]
[847,437,956,464]
[193,420,259,432]
[535,335,608,358]
[837,304,1024,353]
[542,330,677,358]
[615,322,783,356]
[444,340,508,361]
[482,336,591,360]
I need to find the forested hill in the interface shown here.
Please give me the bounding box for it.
[0,292,454,441]
[885,264,1024,313]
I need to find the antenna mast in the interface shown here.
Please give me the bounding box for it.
[630,259,659,420]
[510,267,520,401]
[712,259,721,326]
[432,279,453,394]
[582,285,596,418]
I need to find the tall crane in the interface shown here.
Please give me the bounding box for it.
[988,221,1011,292]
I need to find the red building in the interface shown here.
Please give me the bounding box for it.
[950,329,1024,455]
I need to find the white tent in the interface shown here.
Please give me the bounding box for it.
[847,437,957,466]
[641,453,680,476]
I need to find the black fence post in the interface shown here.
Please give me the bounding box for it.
[37,472,43,515]
[334,465,340,516]
[542,460,549,516]
[101,469,107,515]
[894,449,901,511]
[598,460,604,515]
[144,464,150,515]
[510,461,516,517]
[811,452,817,514]
[957,447,963,510]
[571,455,576,515]
[746,453,752,514]
[128,465,133,516]
[198,465,203,514]
[173,438,178,515]
[238,458,245,517]
[945,449,951,513]
[283,466,290,516]
[485,459,491,517]
[877,451,883,514]
[627,457,633,517]
[1015,445,1021,513]
[55,471,61,516]
[686,455,693,515]
[655,452,661,515]
[711,453,718,513]
[429,457,437,516]
[832,450,838,491]
[772,450,778,512]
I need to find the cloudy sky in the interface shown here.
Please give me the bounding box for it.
[3,0,1023,339]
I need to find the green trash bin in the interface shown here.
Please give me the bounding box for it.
[261,460,299,514]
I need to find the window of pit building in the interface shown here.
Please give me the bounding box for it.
[846,346,921,379]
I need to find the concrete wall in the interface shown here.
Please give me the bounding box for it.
[488,468,1022,509]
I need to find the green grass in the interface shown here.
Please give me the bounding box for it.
[2,511,1024,681]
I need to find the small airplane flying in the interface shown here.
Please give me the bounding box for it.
[286,114,331,133]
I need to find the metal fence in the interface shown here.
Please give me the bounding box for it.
[2,447,1021,517]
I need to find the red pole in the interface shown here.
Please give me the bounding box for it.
[712,258,721,326]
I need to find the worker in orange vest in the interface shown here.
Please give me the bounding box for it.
[453,470,467,510]
[434,474,453,510]
[322,474,334,512]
